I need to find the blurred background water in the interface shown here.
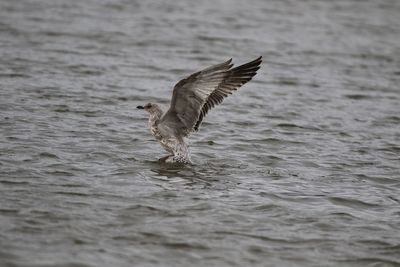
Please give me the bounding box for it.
[1,0,400,266]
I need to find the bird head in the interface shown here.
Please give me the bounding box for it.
[137,103,162,115]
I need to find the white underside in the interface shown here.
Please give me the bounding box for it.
[150,125,191,164]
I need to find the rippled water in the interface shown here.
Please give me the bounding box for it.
[1,0,400,266]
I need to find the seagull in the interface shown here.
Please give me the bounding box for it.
[137,56,262,164]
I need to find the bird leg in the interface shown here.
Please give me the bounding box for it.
[158,155,174,163]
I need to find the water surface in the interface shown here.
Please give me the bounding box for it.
[1,0,400,266]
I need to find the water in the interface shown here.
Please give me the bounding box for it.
[1,0,400,266]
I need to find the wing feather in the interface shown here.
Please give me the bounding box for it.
[194,56,262,131]
[159,57,261,136]
[159,59,233,135]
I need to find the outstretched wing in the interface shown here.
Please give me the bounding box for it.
[160,57,261,136]
[159,58,233,136]
[194,56,262,131]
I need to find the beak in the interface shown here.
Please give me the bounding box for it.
[137,106,144,109]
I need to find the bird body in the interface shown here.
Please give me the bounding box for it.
[138,56,262,163]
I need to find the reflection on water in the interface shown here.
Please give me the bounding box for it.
[1,0,400,266]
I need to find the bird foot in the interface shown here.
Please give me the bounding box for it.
[158,154,191,164]
[158,155,174,163]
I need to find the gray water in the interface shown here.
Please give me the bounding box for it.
[1,0,400,266]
